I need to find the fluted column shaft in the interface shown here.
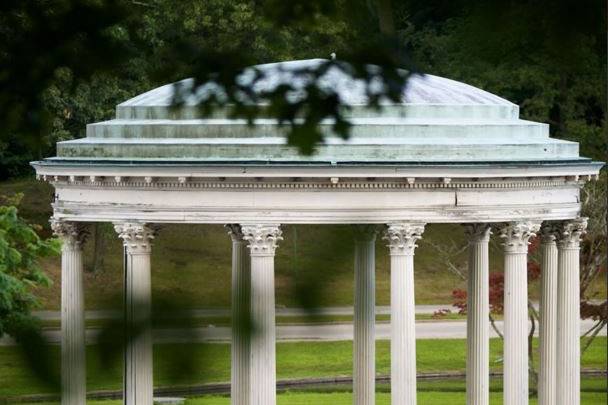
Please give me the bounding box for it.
[464,224,491,405]
[115,223,155,405]
[241,225,282,405]
[385,223,425,405]
[227,225,251,405]
[498,221,540,405]
[538,224,558,405]
[52,220,88,405]
[353,226,378,405]
[555,219,587,405]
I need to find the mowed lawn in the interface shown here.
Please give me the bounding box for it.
[1,337,605,398]
[15,380,608,405]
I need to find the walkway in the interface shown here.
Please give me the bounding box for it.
[0,319,604,345]
[33,303,567,321]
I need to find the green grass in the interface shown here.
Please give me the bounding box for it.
[1,337,605,397]
[13,377,608,405]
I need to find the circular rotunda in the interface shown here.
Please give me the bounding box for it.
[33,59,603,405]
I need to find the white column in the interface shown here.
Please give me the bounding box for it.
[226,225,251,405]
[497,221,540,405]
[538,223,558,405]
[384,223,425,405]
[555,218,587,405]
[463,224,491,405]
[51,220,88,405]
[115,222,155,405]
[353,225,378,405]
[241,224,282,405]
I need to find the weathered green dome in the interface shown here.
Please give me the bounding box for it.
[52,59,583,164]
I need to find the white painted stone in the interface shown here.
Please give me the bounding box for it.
[32,58,595,164]
[241,225,282,405]
[51,220,88,405]
[353,226,378,405]
[384,223,425,405]
[226,225,250,405]
[497,221,541,405]
[463,224,491,405]
[555,219,587,405]
[33,161,602,179]
[538,223,559,405]
[115,223,156,405]
[47,179,584,225]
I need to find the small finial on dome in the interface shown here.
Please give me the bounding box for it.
[330,52,336,60]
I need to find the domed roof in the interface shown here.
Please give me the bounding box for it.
[119,59,514,110]
[51,59,585,165]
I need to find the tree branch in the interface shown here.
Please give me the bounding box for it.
[489,314,503,339]
[581,320,607,354]
[374,0,395,36]
[528,302,538,395]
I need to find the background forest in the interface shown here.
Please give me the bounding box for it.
[1,0,605,177]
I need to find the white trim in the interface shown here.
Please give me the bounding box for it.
[31,161,602,180]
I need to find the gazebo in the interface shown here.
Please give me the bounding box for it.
[32,59,602,405]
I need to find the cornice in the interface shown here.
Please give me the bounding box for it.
[36,175,590,191]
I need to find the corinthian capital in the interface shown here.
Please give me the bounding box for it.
[114,222,155,254]
[496,221,541,254]
[384,223,425,255]
[555,218,587,249]
[50,219,89,249]
[352,224,380,242]
[225,224,244,242]
[241,224,282,256]
[539,222,560,244]
[463,223,491,243]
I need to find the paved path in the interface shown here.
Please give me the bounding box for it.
[32,305,452,321]
[1,319,603,346]
[36,301,599,321]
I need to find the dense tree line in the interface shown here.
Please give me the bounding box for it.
[0,0,605,178]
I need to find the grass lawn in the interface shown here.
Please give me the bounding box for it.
[14,377,608,405]
[187,386,607,405]
[1,337,605,398]
[3,177,605,312]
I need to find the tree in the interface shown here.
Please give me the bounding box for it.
[0,193,60,337]
[0,0,136,177]
[400,0,606,162]
[0,0,414,176]
[579,173,608,353]
[1,0,604,176]
[447,237,543,393]
[429,182,606,393]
